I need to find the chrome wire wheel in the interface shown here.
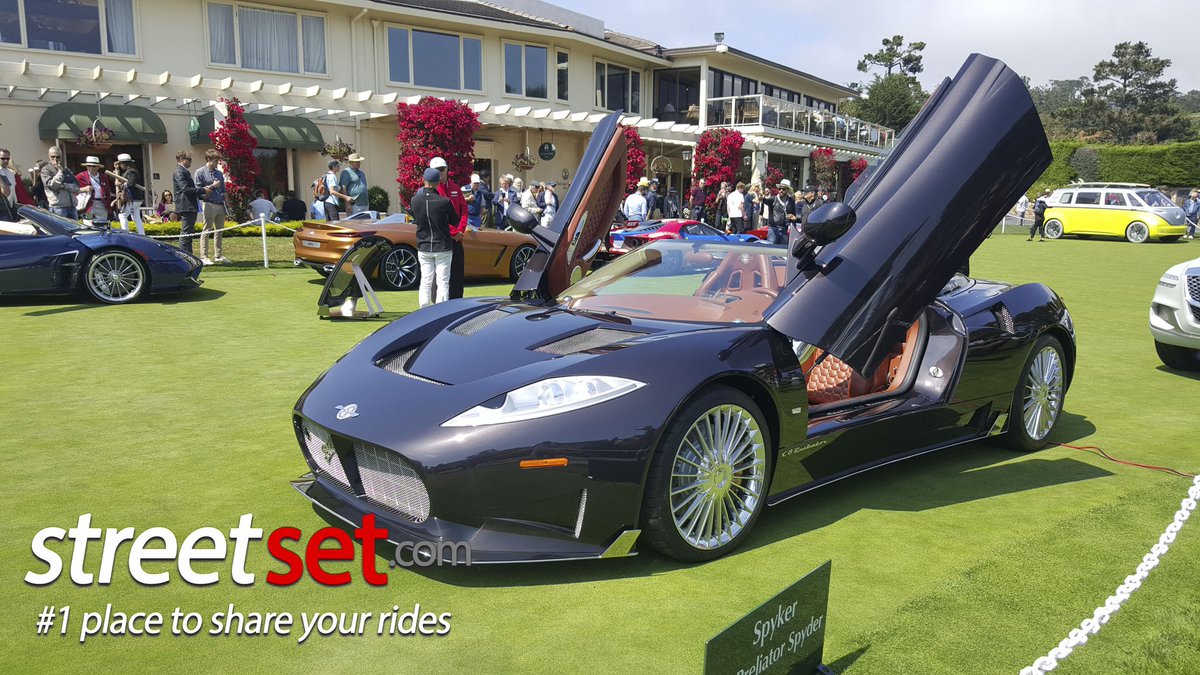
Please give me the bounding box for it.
[1126,221,1149,243]
[383,246,418,290]
[1022,346,1064,441]
[669,404,767,551]
[511,244,535,280]
[85,251,145,304]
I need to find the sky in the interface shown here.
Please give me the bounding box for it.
[550,0,1199,93]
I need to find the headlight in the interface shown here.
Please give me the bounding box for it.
[1061,307,1074,335]
[442,376,645,427]
[1159,273,1179,288]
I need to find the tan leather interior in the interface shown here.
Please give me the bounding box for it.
[804,319,922,406]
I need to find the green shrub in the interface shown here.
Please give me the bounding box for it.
[1029,141,1080,197]
[368,186,390,213]
[140,220,305,237]
[1068,147,1100,182]
[1095,143,1200,185]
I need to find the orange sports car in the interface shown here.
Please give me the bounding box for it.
[293,215,537,290]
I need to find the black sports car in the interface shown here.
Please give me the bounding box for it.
[0,206,203,304]
[291,55,1075,562]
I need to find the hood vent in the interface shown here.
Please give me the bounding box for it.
[533,328,645,355]
[376,347,445,385]
[450,308,512,336]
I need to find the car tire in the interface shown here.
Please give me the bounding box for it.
[83,249,147,304]
[1043,219,1064,240]
[1160,236,1182,243]
[379,244,419,291]
[641,385,772,562]
[1155,340,1200,372]
[509,244,536,281]
[1125,221,1150,243]
[1002,334,1067,452]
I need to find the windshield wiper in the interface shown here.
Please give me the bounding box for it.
[542,303,632,325]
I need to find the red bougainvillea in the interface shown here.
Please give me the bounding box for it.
[849,157,869,183]
[810,147,838,190]
[623,126,646,195]
[395,97,481,207]
[761,165,784,194]
[691,128,744,207]
[210,96,260,222]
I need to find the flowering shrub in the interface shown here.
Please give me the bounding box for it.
[396,97,481,207]
[691,128,744,207]
[210,97,260,221]
[811,147,838,190]
[322,137,355,159]
[761,165,784,193]
[623,126,646,194]
[849,157,869,183]
[77,125,115,146]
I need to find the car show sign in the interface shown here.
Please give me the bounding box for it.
[704,561,831,675]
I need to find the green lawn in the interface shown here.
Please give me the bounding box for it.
[1,235,1198,673]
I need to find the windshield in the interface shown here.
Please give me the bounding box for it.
[558,241,788,324]
[17,206,93,236]
[1135,190,1175,208]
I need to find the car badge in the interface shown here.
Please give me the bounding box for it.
[739,253,752,264]
[335,404,360,420]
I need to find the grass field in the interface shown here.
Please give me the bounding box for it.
[1,233,1198,673]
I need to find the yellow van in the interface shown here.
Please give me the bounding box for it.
[1044,183,1189,243]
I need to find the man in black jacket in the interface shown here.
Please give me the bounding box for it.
[173,151,199,253]
[411,167,458,307]
[1028,189,1050,241]
[760,180,796,244]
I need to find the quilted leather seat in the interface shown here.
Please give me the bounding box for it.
[806,354,870,405]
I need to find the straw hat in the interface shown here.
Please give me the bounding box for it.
[82,156,103,167]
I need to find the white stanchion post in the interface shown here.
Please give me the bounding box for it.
[259,215,268,269]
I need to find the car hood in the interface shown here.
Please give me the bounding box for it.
[763,53,1052,376]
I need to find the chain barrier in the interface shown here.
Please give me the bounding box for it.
[1019,474,1200,674]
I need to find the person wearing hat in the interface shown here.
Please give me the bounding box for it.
[1183,188,1199,239]
[74,156,114,224]
[411,167,458,307]
[794,183,820,236]
[338,153,370,216]
[320,159,353,221]
[466,173,492,229]
[1028,189,1052,241]
[41,146,80,220]
[646,178,661,220]
[623,179,648,223]
[539,181,559,228]
[760,179,796,244]
[112,152,146,234]
[428,156,469,299]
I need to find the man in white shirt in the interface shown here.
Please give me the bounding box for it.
[249,193,277,221]
[726,181,746,233]
[623,178,649,222]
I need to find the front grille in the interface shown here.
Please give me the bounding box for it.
[450,308,510,336]
[534,328,644,355]
[354,442,431,523]
[300,419,350,492]
[1191,304,1200,324]
[376,347,444,385]
[1187,275,1200,303]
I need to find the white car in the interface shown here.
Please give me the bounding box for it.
[1150,256,1200,371]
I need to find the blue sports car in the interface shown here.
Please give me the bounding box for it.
[0,206,203,304]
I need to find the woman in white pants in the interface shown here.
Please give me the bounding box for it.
[114,153,145,235]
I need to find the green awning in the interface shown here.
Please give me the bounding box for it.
[39,102,168,143]
[189,111,324,151]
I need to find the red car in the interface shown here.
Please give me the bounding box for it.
[601,219,763,262]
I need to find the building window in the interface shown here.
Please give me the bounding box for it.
[556,50,569,102]
[805,96,836,112]
[206,2,326,75]
[764,83,802,104]
[709,68,758,98]
[386,26,482,92]
[503,42,548,99]
[0,0,137,55]
[595,61,640,114]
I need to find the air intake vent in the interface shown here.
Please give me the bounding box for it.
[299,418,351,492]
[533,328,644,355]
[451,308,511,336]
[1187,275,1200,303]
[353,441,431,523]
[992,303,1015,334]
[376,347,444,385]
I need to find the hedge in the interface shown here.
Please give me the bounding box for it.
[139,220,307,237]
[1030,141,1200,196]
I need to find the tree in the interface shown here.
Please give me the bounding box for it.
[210,96,260,222]
[1029,78,1091,115]
[857,35,926,77]
[841,74,927,130]
[1178,90,1200,113]
[395,97,481,207]
[1084,40,1185,142]
[623,126,646,195]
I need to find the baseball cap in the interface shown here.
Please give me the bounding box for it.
[422,167,442,182]
[429,157,448,169]
[470,173,481,183]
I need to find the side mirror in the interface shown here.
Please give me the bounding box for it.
[805,202,856,246]
[505,205,538,234]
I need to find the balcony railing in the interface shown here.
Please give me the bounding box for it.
[706,94,895,150]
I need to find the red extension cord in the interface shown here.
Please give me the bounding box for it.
[1053,442,1196,479]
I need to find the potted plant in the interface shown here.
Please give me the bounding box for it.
[321,137,355,161]
[77,125,114,150]
[512,151,536,171]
